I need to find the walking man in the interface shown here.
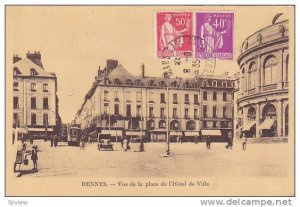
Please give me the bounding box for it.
[242,133,247,150]
[205,136,211,150]
[29,134,34,145]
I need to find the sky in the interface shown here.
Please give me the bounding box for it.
[6,6,293,123]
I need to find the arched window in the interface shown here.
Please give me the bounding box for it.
[262,103,277,119]
[14,67,21,76]
[192,82,198,88]
[159,120,166,128]
[202,80,208,87]
[184,81,190,88]
[222,81,227,88]
[263,56,278,85]
[126,79,132,86]
[171,81,177,87]
[135,79,142,86]
[186,120,196,130]
[147,119,155,130]
[114,78,121,85]
[286,55,289,82]
[247,106,256,121]
[212,80,217,87]
[170,120,179,130]
[231,82,235,88]
[248,62,256,89]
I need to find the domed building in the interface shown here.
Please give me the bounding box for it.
[236,13,289,140]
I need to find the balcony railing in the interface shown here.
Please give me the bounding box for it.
[283,81,289,88]
[173,101,178,104]
[247,88,256,95]
[261,83,277,92]
[173,115,178,118]
[184,101,190,104]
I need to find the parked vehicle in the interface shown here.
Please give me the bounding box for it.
[97,134,113,151]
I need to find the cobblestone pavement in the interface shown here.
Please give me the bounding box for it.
[8,140,291,178]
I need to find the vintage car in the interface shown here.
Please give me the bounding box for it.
[97,134,113,151]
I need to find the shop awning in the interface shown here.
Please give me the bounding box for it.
[28,128,53,132]
[259,118,275,130]
[201,130,222,136]
[170,131,182,136]
[184,131,200,136]
[101,130,123,136]
[125,131,145,136]
[243,121,256,131]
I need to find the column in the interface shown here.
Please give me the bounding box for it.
[256,56,261,93]
[255,103,260,138]
[278,50,283,89]
[260,55,264,87]
[276,100,283,137]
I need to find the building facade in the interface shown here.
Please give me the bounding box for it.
[13,51,61,138]
[74,60,236,142]
[236,14,289,139]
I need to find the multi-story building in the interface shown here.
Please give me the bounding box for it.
[12,51,61,138]
[74,59,236,142]
[236,13,289,140]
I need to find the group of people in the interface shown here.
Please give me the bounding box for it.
[50,135,60,148]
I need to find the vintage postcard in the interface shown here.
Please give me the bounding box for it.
[5,5,294,196]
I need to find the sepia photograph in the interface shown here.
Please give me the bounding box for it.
[5,5,294,197]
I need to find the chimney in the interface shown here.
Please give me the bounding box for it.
[26,51,43,68]
[13,54,22,63]
[141,63,145,78]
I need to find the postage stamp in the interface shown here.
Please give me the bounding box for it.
[156,12,193,59]
[195,12,234,60]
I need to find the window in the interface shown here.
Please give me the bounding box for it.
[114,91,119,101]
[104,90,108,101]
[13,67,21,75]
[126,91,131,102]
[222,81,228,88]
[126,105,131,116]
[159,120,166,128]
[31,97,36,109]
[136,105,141,116]
[149,80,154,86]
[149,106,154,117]
[43,114,48,125]
[263,56,278,85]
[223,92,227,101]
[43,97,49,109]
[213,81,217,87]
[126,79,132,85]
[213,106,217,118]
[136,79,142,86]
[248,62,256,89]
[13,97,19,109]
[203,105,207,118]
[149,92,154,102]
[213,91,217,101]
[223,106,227,118]
[43,83,48,92]
[185,108,189,118]
[13,113,19,127]
[194,94,199,104]
[213,121,217,128]
[31,82,36,92]
[30,68,37,76]
[104,103,109,114]
[114,104,119,115]
[185,94,189,104]
[203,121,207,128]
[31,113,36,125]
[114,79,120,85]
[173,94,178,104]
[173,108,178,117]
[159,81,165,87]
[194,108,198,118]
[136,91,142,102]
[171,81,177,87]
[160,107,165,117]
[13,82,18,91]
[160,93,165,103]
[203,91,207,101]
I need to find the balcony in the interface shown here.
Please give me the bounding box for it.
[114,97,119,102]
[160,114,166,118]
[185,115,190,119]
[160,100,166,104]
[194,115,199,119]
[194,101,199,105]
[261,83,277,92]
[247,88,256,95]
[149,114,154,118]
[184,101,190,104]
[173,115,178,118]
[173,101,178,104]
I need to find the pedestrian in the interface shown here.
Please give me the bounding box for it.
[120,137,124,149]
[80,137,86,150]
[139,137,144,152]
[205,136,211,150]
[12,132,15,145]
[123,138,130,152]
[195,135,198,144]
[31,146,38,171]
[21,133,25,144]
[54,135,58,147]
[50,135,54,147]
[242,133,247,150]
[226,131,233,149]
[29,134,34,145]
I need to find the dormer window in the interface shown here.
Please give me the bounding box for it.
[222,81,227,88]
[136,79,142,86]
[114,78,121,85]
[213,80,218,87]
[13,67,21,76]
[30,68,38,76]
[159,81,165,87]
[171,81,177,87]
[149,80,154,86]
[185,81,190,88]
[31,82,36,92]
[126,79,132,86]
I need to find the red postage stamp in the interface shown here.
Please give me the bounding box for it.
[156,12,193,59]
